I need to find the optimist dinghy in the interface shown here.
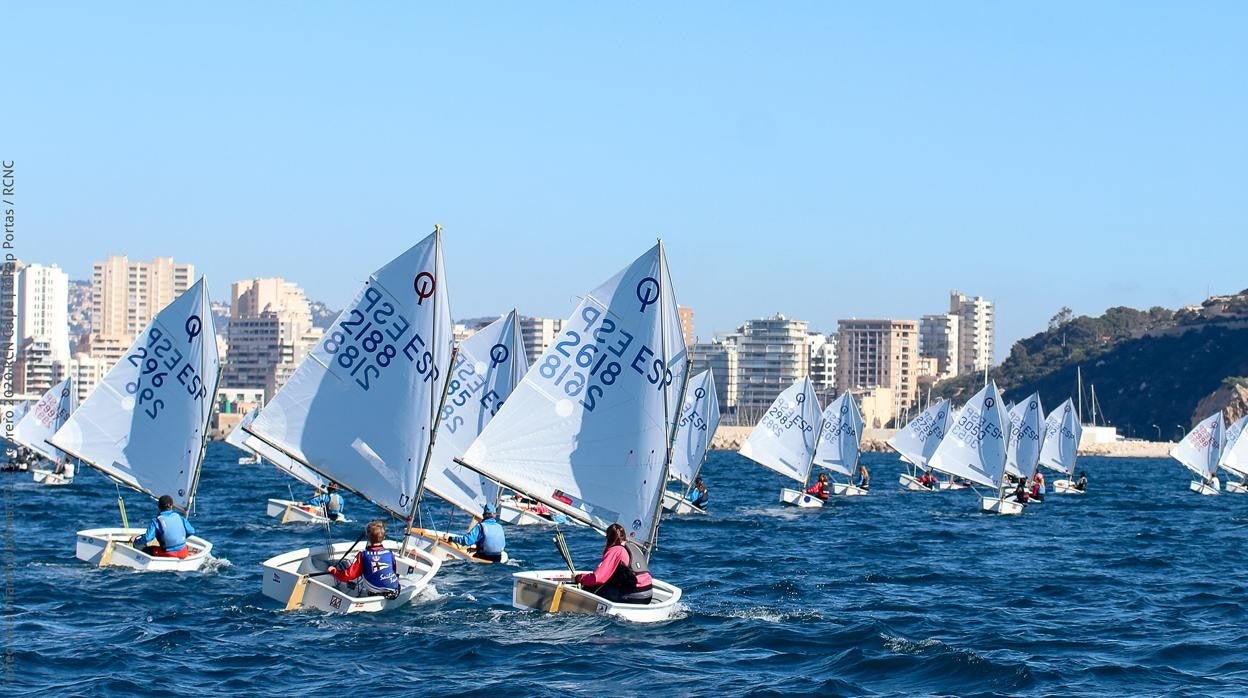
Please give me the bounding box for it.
[661,369,720,515]
[456,242,691,622]
[228,407,339,524]
[927,381,1018,515]
[1171,413,1225,496]
[814,392,868,497]
[739,378,824,507]
[49,278,221,571]
[891,399,953,491]
[986,394,1044,512]
[14,377,79,486]
[1217,415,1248,493]
[1038,398,1085,494]
[247,229,453,612]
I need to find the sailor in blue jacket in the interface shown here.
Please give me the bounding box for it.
[132,495,196,558]
[447,504,507,562]
[304,483,345,521]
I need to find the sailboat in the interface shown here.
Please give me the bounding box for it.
[246,229,451,613]
[661,369,721,515]
[739,378,823,507]
[1219,415,1248,493]
[1171,413,1224,495]
[927,381,1017,514]
[404,310,527,563]
[1040,399,1084,494]
[225,407,338,524]
[13,376,78,485]
[997,393,1044,505]
[455,242,690,623]
[815,392,867,496]
[892,399,958,491]
[49,278,220,571]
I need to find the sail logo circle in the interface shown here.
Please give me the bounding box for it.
[985,397,995,408]
[1029,400,1038,409]
[694,387,706,400]
[795,393,806,404]
[185,315,202,342]
[635,277,659,313]
[490,343,509,367]
[413,272,436,305]
[840,405,848,414]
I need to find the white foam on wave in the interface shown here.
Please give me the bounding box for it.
[199,556,233,573]
[880,633,945,654]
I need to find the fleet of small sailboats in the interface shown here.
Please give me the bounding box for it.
[13,376,78,485]
[739,377,824,507]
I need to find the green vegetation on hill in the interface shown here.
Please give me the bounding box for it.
[932,295,1248,440]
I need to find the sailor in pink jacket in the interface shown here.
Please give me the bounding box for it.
[574,523,653,605]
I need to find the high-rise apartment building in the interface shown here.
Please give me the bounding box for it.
[689,335,739,415]
[918,313,960,380]
[518,316,564,365]
[808,333,837,402]
[735,314,810,417]
[949,290,994,375]
[835,318,919,420]
[677,306,694,347]
[13,263,71,394]
[91,255,195,340]
[224,278,318,399]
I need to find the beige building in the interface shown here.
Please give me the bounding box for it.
[852,386,897,430]
[950,290,994,375]
[919,313,960,380]
[835,318,919,422]
[224,278,318,399]
[678,306,695,347]
[91,256,195,340]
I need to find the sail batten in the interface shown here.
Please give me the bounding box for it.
[49,278,220,510]
[245,231,453,520]
[739,378,821,485]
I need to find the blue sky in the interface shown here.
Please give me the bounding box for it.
[9,3,1246,359]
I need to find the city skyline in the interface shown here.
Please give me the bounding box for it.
[10,4,1247,362]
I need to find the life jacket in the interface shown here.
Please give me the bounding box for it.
[607,541,652,593]
[478,518,506,555]
[326,493,342,514]
[358,546,400,595]
[154,511,189,552]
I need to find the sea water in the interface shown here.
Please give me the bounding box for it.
[4,444,1248,696]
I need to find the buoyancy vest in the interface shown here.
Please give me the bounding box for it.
[154,511,189,551]
[478,518,506,555]
[359,546,400,595]
[608,541,652,593]
[326,493,342,514]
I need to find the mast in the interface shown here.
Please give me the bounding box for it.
[1090,384,1098,427]
[645,239,691,556]
[1076,366,1084,424]
[186,326,222,517]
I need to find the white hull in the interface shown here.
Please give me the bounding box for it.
[938,480,969,491]
[831,482,868,497]
[661,490,707,515]
[899,474,934,491]
[980,497,1026,515]
[265,498,345,524]
[75,527,213,572]
[1190,480,1221,496]
[31,468,73,486]
[1053,479,1085,494]
[779,487,825,508]
[512,570,681,623]
[261,541,441,613]
[404,528,509,564]
[1225,481,1248,494]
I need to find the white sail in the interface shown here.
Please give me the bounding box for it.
[49,278,219,510]
[738,378,822,485]
[1004,393,1044,480]
[927,381,1009,489]
[246,230,453,519]
[226,407,326,489]
[422,310,527,517]
[668,369,721,487]
[887,399,952,470]
[1219,414,1248,478]
[811,392,862,478]
[458,243,689,540]
[12,376,77,463]
[1171,413,1224,479]
[1037,398,1081,476]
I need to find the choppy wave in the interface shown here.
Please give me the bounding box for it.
[5,447,1248,695]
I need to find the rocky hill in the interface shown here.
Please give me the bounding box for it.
[932,291,1248,439]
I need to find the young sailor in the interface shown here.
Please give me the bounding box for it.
[806,472,831,501]
[1011,479,1030,504]
[304,483,345,521]
[917,469,939,489]
[446,504,507,562]
[328,521,400,599]
[574,523,652,605]
[686,477,710,508]
[1074,472,1088,491]
[854,465,871,490]
[131,495,196,559]
[1030,472,1046,502]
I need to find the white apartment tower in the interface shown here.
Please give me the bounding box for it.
[518,316,564,365]
[735,314,810,417]
[808,333,838,402]
[918,313,960,379]
[949,290,994,375]
[14,263,71,394]
[690,335,740,415]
